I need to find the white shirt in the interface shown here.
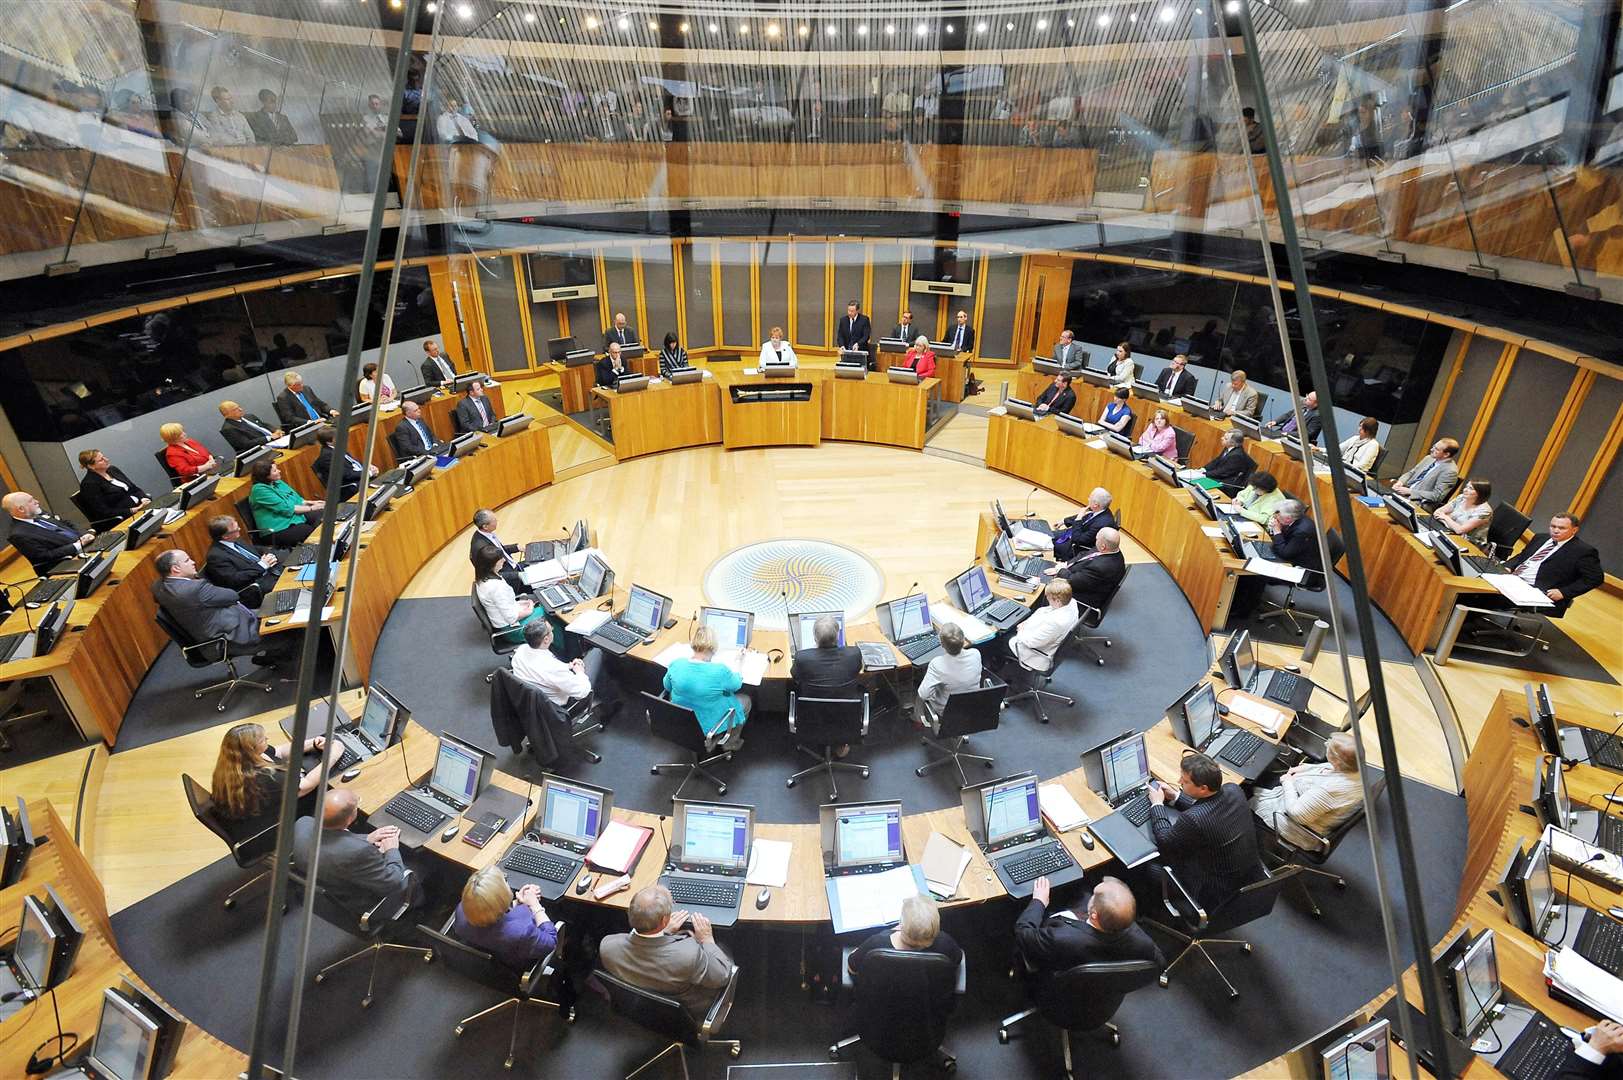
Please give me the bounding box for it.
[1110,357,1135,387]
[511,644,590,707]
[206,108,253,145]
[1516,537,1569,586]
[478,529,518,567]
[917,648,983,714]
[358,374,396,401]
[1013,600,1080,672]
[759,341,798,369]
[476,576,526,628]
[1339,435,1380,472]
[436,109,479,143]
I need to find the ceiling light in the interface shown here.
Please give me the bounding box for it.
[455,2,471,18]
[1097,13,1110,25]
[678,20,689,32]
[1129,11,1138,21]
[523,10,535,21]
[615,16,627,29]
[1226,0,1240,12]
[975,20,988,31]
[798,24,809,35]
[826,23,838,35]
[766,22,780,36]
[1159,6,1175,21]
[648,18,658,29]
[884,23,894,34]
[707,21,718,31]
[388,0,401,8]
[1035,17,1049,29]
[424,0,436,11]
[738,22,749,34]
[1005,21,1015,30]
[585,15,598,28]
[1066,17,1075,27]
[945,23,954,33]
[915,23,927,35]
[857,23,869,34]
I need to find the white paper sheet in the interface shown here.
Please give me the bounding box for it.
[1176,468,1206,480]
[1546,947,1623,1023]
[1202,526,1225,538]
[567,609,611,635]
[746,839,792,888]
[1012,527,1053,552]
[1038,783,1091,831]
[523,559,567,587]
[1483,573,1556,608]
[1244,557,1307,584]
[931,604,996,645]
[833,865,921,931]
[561,548,597,573]
[1227,694,1286,735]
[921,833,972,897]
[284,606,335,626]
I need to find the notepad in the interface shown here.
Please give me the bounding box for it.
[746,839,792,888]
[566,609,611,635]
[921,833,971,898]
[1038,783,1090,832]
[586,820,653,874]
[833,865,921,932]
[1546,946,1623,1023]
[1244,557,1307,584]
[931,605,996,646]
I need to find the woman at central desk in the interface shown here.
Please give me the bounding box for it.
[759,327,798,370]
[901,334,937,378]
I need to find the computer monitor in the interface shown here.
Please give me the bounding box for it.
[789,610,844,651]
[1219,516,1247,559]
[1450,931,1500,1039]
[576,553,610,599]
[233,443,277,479]
[1429,532,1465,575]
[982,774,1042,846]
[496,413,535,437]
[673,800,752,870]
[537,774,610,846]
[429,734,487,806]
[1494,840,1530,932]
[546,335,579,361]
[566,519,589,553]
[988,535,1016,573]
[699,606,753,649]
[1004,398,1035,421]
[364,481,399,519]
[622,584,671,634]
[358,685,407,749]
[1183,682,1220,747]
[1382,494,1419,533]
[1231,413,1262,439]
[175,473,219,511]
[826,801,904,869]
[1100,733,1152,803]
[34,600,71,658]
[1549,754,1572,829]
[0,800,35,888]
[1232,630,1258,688]
[125,507,169,550]
[991,499,1014,538]
[12,884,82,993]
[401,383,438,406]
[1148,456,1177,485]
[87,986,163,1080]
[1319,1018,1391,1080]
[886,593,933,640]
[1523,838,1557,937]
[1054,412,1091,439]
[1188,483,1219,520]
[1105,432,1134,459]
[951,565,994,613]
[1525,683,1561,755]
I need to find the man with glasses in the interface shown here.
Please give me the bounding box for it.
[1392,436,1460,510]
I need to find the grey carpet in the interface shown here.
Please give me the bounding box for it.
[1438,618,1617,684]
[1227,573,1415,664]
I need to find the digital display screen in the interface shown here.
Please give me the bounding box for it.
[956,566,992,612]
[578,555,608,597]
[88,991,157,1080]
[837,807,903,866]
[1323,1021,1389,1080]
[1552,758,1571,826]
[682,805,750,868]
[1102,734,1150,802]
[431,739,482,803]
[1233,630,1258,688]
[890,594,931,640]
[992,534,1016,570]
[12,898,50,990]
[624,586,663,632]
[1524,840,1555,934]
[702,608,751,648]
[992,499,1012,537]
[1184,684,1219,747]
[568,520,588,552]
[542,781,603,841]
[360,691,395,743]
[792,612,843,650]
[984,776,1040,845]
[1454,933,1499,1037]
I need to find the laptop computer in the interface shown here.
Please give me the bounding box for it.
[372,732,493,845]
[988,534,1051,580]
[960,773,1080,899]
[279,687,407,773]
[994,497,1050,538]
[876,593,943,665]
[1534,753,1623,856]
[526,520,589,565]
[501,773,612,901]
[698,606,754,666]
[820,800,907,877]
[537,552,613,613]
[1170,681,1278,780]
[1218,630,1313,711]
[587,583,672,655]
[946,565,1028,631]
[1520,837,1623,976]
[658,799,752,927]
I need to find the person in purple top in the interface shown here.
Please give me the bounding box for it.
[451,866,557,970]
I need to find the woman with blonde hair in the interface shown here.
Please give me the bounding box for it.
[451,865,557,970]
[663,625,748,748]
[847,893,963,977]
[159,422,219,479]
[1250,731,1364,849]
[209,722,326,843]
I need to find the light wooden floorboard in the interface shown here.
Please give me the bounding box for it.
[927,411,991,460]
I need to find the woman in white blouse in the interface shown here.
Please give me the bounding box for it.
[1251,731,1364,850]
[357,362,397,404]
[1338,416,1382,472]
[1434,479,1494,545]
[1108,341,1135,388]
[474,547,545,643]
[759,326,798,369]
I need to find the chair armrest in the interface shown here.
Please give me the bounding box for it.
[230,822,280,862]
[1158,865,1207,930]
[859,693,871,738]
[1275,808,1331,856]
[700,964,740,1039]
[361,868,416,933]
[955,952,967,995]
[180,634,231,663]
[704,707,738,752]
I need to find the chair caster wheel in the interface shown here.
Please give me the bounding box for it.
[716,785,726,794]
[786,778,796,788]
[217,703,227,712]
[650,766,659,775]
[1094,658,1104,666]
[1228,989,1240,1000]
[1157,974,1169,988]
[1110,1031,1121,1046]
[315,973,326,984]
[730,1045,742,1058]
[564,1007,576,1023]
[224,898,236,909]
[1242,942,1252,953]
[859,769,869,778]
[915,767,926,777]
[195,691,205,699]
[361,996,372,1008]
[1334,878,1347,889]
[503,1057,514,1069]
[263,683,274,692]
[829,1045,840,1060]
[424,951,434,962]
[998,1030,1009,1044]
[454,1025,465,1037]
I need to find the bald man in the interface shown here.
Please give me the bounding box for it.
[388,399,441,459]
[600,885,733,1018]
[290,789,414,918]
[1048,526,1127,613]
[4,491,95,574]
[1014,874,1164,974]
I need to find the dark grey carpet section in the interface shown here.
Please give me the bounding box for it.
[1440,619,1617,685]
[1227,573,1415,664]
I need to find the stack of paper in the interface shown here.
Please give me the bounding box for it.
[1227,694,1287,735]
[1201,525,1226,539]
[931,605,996,646]
[1038,783,1090,832]
[1483,573,1555,608]
[1012,527,1054,553]
[746,839,792,887]
[833,865,924,932]
[566,609,611,635]
[921,833,972,898]
[1086,438,1108,450]
[1546,947,1623,1023]
[1244,557,1307,584]
[522,559,567,587]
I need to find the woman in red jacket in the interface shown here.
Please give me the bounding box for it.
[902,334,937,379]
[159,422,219,480]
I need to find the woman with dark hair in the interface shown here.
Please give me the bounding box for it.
[210,722,326,844]
[474,545,546,643]
[76,448,149,529]
[1108,342,1135,388]
[248,459,323,547]
[659,332,691,378]
[1435,479,1494,544]
[1234,470,1286,525]
[1339,416,1382,473]
[1098,386,1134,434]
[357,361,397,404]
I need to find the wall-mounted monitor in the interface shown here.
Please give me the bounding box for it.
[527,252,599,303]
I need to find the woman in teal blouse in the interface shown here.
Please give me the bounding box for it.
[248,459,323,548]
[663,626,748,749]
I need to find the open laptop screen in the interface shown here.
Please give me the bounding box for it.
[623,585,664,632]
[540,777,604,844]
[431,738,482,804]
[955,566,992,611]
[889,594,932,639]
[1452,932,1500,1038]
[577,554,609,598]
[681,804,750,870]
[358,687,403,747]
[983,775,1041,846]
[835,804,903,868]
[700,607,752,649]
[1232,629,1258,688]
[1183,683,1220,747]
[790,611,843,650]
[1101,733,1151,802]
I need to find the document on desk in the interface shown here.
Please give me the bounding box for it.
[1012,527,1054,553]
[523,559,567,587]
[562,549,596,574]
[1038,783,1090,832]
[294,561,338,583]
[921,833,972,898]
[1234,520,1266,536]
[1201,526,1225,539]
[931,605,995,646]
[1545,947,1623,1024]
[1176,468,1205,480]
[1086,439,1108,450]
[746,839,792,888]
[566,610,611,635]
[827,865,929,935]
[1483,573,1556,608]
[1244,557,1307,584]
[653,643,769,685]
[1226,693,1287,735]
[268,435,291,449]
[284,606,335,626]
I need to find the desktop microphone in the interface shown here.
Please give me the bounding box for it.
[1022,485,1040,522]
[657,814,671,871]
[1,989,36,1003]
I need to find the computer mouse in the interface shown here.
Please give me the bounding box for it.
[1606,794,1623,805]
[340,768,360,782]
[1609,906,1623,921]
[1079,830,1096,851]
[755,888,771,910]
[575,873,595,895]
[440,825,459,842]
[1285,663,1302,674]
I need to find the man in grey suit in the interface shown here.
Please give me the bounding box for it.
[151,548,294,666]
[1052,330,1085,370]
[1392,436,1461,510]
[1219,369,1261,417]
[292,790,414,919]
[454,382,497,434]
[600,885,733,1018]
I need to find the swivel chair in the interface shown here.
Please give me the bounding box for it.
[299,867,432,1008]
[1255,528,1345,636]
[831,947,964,1076]
[1142,863,1300,999]
[417,914,574,1069]
[916,676,1005,786]
[1172,426,1197,466]
[1261,775,1385,917]
[490,667,603,768]
[1002,643,1073,725]
[69,490,119,534]
[471,588,521,682]
[1484,503,1532,561]
[236,497,274,547]
[786,692,870,801]
[596,963,741,1077]
[998,958,1161,1078]
[154,448,184,486]
[642,691,734,799]
[155,607,275,712]
[181,773,279,910]
[1071,565,1131,665]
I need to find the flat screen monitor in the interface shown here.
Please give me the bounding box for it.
[233,443,277,478]
[527,253,596,291]
[1320,1018,1391,1080]
[1105,432,1134,459]
[1004,398,1035,421]
[577,553,610,599]
[1149,456,1177,485]
[126,508,168,549]
[622,585,670,633]
[538,774,608,845]
[1231,414,1262,439]
[699,606,753,649]
[989,535,1016,573]
[1550,754,1572,829]
[831,802,904,868]
[1525,684,1560,755]
[1183,682,1220,747]
[1382,494,1419,532]
[566,520,589,553]
[887,594,932,640]
[953,565,993,612]
[1189,483,1219,520]
[789,611,844,651]
[545,335,580,361]
[358,685,406,749]
[1451,931,1501,1039]
[991,499,1014,538]
[676,801,751,870]
[982,774,1042,846]
[430,735,484,805]
[1429,532,1465,575]
[1100,733,1151,802]
[12,884,81,993]
[1523,838,1556,937]
[86,987,163,1080]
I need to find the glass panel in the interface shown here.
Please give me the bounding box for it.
[979,256,1021,361]
[792,241,827,349]
[716,241,753,348]
[869,243,906,335]
[479,256,529,372]
[1467,351,1575,484]
[1533,377,1623,522]
[641,244,679,354]
[758,241,789,347]
[682,241,715,351]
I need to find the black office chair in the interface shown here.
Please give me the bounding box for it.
[1484,503,1532,561]
[1002,641,1074,725]
[155,607,275,712]
[300,867,432,1008]
[1255,527,1346,636]
[596,964,741,1076]
[1070,565,1131,666]
[1250,391,1268,419]
[1118,413,1137,440]
[490,667,602,767]
[917,675,1006,786]
[1370,444,1389,478]
[830,948,964,1076]
[998,959,1161,1078]
[69,490,118,534]
[786,692,870,800]
[154,447,183,486]
[1261,776,1384,917]
[1282,689,1371,764]
[642,691,735,799]
[0,683,49,753]
[417,914,574,1069]
[1172,426,1197,466]
[181,773,279,910]
[236,497,275,548]
[1142,863,1301,999]
[472,588,522,682]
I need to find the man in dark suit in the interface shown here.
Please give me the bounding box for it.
[292,790,415,920]
[420,339,458,386]
[1033,372,1076,416]
[888,311,920,344]
[470,508,532,594]
[1201,430,1256,494]
[274,371,337,428]
[790,615,864,699]
[3,492,95,574]
[1268,390,1322,444]
[203,515,280,604]
[218,400,283,453]
[454,381,497,434]
[1502,513,1604,618]
[604,312,638,351]
[1053,488,1117,560]
[1267,501,1323,574]
[947,309,974,355]
[1147,752,1263,912]
[246,89,298,145]
[314,426,375,503]
[835,300,872,367]
[1156,353,1199,398]
[1557,1020,1623,1078]
[1052,528,1127,613]
[388,399,441,459]
[1051,330,1085,370]
[1014,875,1163,974]
[151,548,294,665]
[595,342,628,390]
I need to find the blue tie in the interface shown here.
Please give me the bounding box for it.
[40,517,77,540]
[228,541,256,562]
[412,419,431,447]
[295,392,318,420]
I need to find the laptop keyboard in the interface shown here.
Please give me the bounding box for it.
[1576,914,1623,975]
[265,591,300,615]
[1583,729,1623,771]
[0,632,34,664]
[1596,814,1623,855]
[503,844,576,883]
[1118,791,1153,828]
[1004,843,1074,885]
[896,633,942,662]
[1014,556,1048,576]
[1264,671,1303,705]
[981,598,1026,622]
[540,583,586,610]
[1217,730,1266,767]
[85,530,126,553]
[380,793,448,834]
[666,878,742,909]
[596,621,646,648]
[524,541,556,564]
[285,545,317,567]
[1497,1020,1575,1080]
[24,578,75,607]
[332,745,360,772]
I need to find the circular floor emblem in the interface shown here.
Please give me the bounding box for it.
[702,539,885,630]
